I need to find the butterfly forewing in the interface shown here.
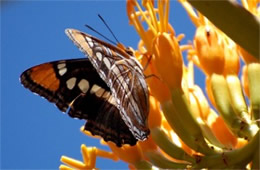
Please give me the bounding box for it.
[20,58,137,146]
[66,29,150,140]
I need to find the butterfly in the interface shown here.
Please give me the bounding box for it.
[20,29,150,147]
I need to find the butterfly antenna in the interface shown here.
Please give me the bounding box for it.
[85,24,117,46]
[98,14,120,44]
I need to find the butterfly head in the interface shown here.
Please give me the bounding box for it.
[116,43,134,57]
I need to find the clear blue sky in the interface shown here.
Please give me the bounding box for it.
[1,1,199,169]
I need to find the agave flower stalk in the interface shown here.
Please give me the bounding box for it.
[60,0,259,169]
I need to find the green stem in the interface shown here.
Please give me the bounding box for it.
[162,88,219,155]
[194,130,259,168]
[211,74,256,139]
[151,127,195,163]
[134,160,153,169]
[248,63,260,126]
[145,151,190,169]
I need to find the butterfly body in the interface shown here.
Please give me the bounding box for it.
[20,29,150,146]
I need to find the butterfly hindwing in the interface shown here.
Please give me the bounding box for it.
[83,94,137,146]
[67,89,137,146]
[20,58,137,146]
[66,29,150,141]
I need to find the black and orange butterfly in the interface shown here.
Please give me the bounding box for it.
[20,29,150,147]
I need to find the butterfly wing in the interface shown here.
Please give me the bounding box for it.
[20,58,137,146]
[65,29,150,141]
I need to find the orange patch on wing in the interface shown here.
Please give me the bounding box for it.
[30,63,60,91]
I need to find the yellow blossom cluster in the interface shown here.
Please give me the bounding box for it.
[60,0,259,169]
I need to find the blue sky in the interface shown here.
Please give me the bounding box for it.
[1,1,200,169]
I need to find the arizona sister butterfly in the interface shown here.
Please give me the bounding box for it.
[20,28,150,147]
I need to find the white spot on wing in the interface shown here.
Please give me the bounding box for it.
[103,57,111,69]
[85,36,92,42]
[102,91,110,98]
[88,41,94,48]
[96,52,102,61]
[108,96,117,106]
[66,77,77,90]
[90,84,101,94]
[85,36,94,47]
[95,88,105,97]
[78,79,89,93]
[57,63,66,69]
[112,66,120,76]
[59,68,67,76]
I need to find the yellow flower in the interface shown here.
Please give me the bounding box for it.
[60,0,259,169]
[193,25,240,76]
[127,0,183,101]
[194,25,225,75]
[147,95,163,128]
[241,0,260,17]
[210,116,238,148]
[127,0,171,52]
[222,35,240,76]
[136,51,171,103]
[60,144,118,169]
[152,32,183,89]
[180,0,241,77]
[238,45,259,64]
[107,143,143,165]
